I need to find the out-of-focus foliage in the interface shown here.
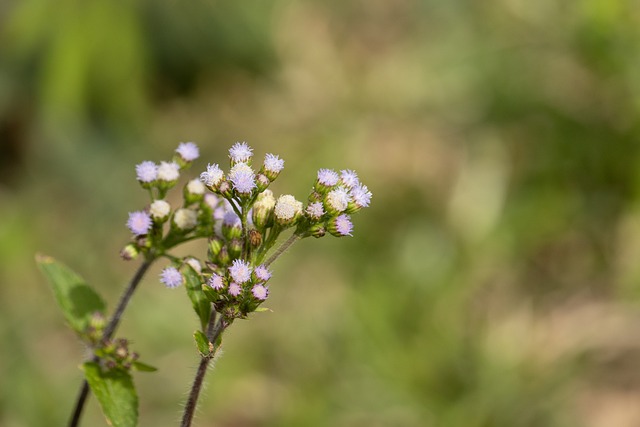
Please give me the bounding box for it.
[2,0,640,426]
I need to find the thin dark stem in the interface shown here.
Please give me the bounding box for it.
[181,314,228,427]
[68,258,154,427]
[264,233,301,267]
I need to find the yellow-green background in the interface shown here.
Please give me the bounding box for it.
[2,1,640,426]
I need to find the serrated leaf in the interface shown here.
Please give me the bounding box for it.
[193,330,212,356]
[36,254,106,334]
[132,361,158,372]
[82,362,138,427]
[182,264,211,331]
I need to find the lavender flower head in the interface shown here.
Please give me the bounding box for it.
[136,161,157,183]
[200,163,224,187]
[204,193,219,209]
[251,284,268,301]
[317,168,340,186]
[127,211,152,235]
[350,184,372,208]
[228,282,242,296]
[176,142,200,162]
[229,142,253,163]
[160,266,183,288]
[228,167,257,194]
[222,211,241,228]
[263,153,284,174]
[254,265,272,282]
[306,202,325,220]
[229,259,252,284]
[208,273,225,290]
[340,169,359,188]
[334,214,354,236]
[157,161,180,181]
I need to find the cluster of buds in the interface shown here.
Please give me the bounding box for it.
[84,313,140,372]
[123,141,371,322]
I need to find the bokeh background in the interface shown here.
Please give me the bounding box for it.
[2,0,640,426]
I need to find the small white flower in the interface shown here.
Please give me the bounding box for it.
[150,200,171,219]
[173,208,198,230]
[187,179,206,195]
[185,257,202,274]
[157,161,180,181]
[326,187,351,213]
[274,194,303,221]
[200,163,224,187]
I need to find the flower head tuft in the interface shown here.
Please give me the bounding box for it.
[208,273,225,290]
[200,163,224,188]
[263,153,284,174]
[173,208,197,230]
[306,202,325,220]
[157,161,180,182]
[325,187,351,214]
[185,257,202,274]
[251,284,268,301]
[254,265,272,282]
[127,211,152,236]
[149,200,171,220]
[229,142,253,163]
[229,259,252,284]
[187,179,206,195]
[136,161,158,183]
[160,267,183,288]
[228,282,242,296]
[176,142,200,162]
[317,169,339,187]
[274,195,303,224]
[229,169,256,194]
[340,169,359,188]
[350,183,372,208]
[332,214,354,237]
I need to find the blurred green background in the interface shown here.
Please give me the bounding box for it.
[2,0,640,426]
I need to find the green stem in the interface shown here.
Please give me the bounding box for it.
[264,233,301,267]
[68,257,155,427]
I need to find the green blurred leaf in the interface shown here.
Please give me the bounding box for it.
[182,264,211,331]
[36,254,106,334]
[193,330,212,356]
[132,361,158,373]
[82,362,138,427]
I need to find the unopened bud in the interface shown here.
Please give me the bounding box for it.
[249,229,263,248]
[120,244,139,261]
[228,238,243,258]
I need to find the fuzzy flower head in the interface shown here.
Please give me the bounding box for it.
[173,208,197,230]
[229,142,253,164]
[329,214,354,237]
[157,161,180,182]
[340,169,360,188]
[208,273,225,290]
[262,153,284,180]
[149,200,171,220]
[200,163,224,188]
[349,183,372,210]
[254,265,272,282]
[136,161,157,183]
[306,201,325,220]
[187,179,206,195]
[228,282,242,297]
[222,211,241,227]
[127,211,152,236]
[176,142,200,162]
[229,168,256,195]
[160,267,183,288]
[228,259,252,284]
[274,194,303,225]
[204,193,219,209]
[252,284,268,301]
[317,168,340,187]
[185,257,202,274]
[325,187,351,214]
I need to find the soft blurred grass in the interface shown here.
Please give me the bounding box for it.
[2,0,640,426]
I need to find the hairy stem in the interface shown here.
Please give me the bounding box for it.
[68,258,154,427]
[265,233,301,267]
[180,314,229,427]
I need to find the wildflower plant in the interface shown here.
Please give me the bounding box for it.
[37,141,371,427]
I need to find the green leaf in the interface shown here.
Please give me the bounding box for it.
[132,361,158,373]
[82,362,138,427]
[193,330,212,356]
[182,264,211,331]
[36,254,106,334]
